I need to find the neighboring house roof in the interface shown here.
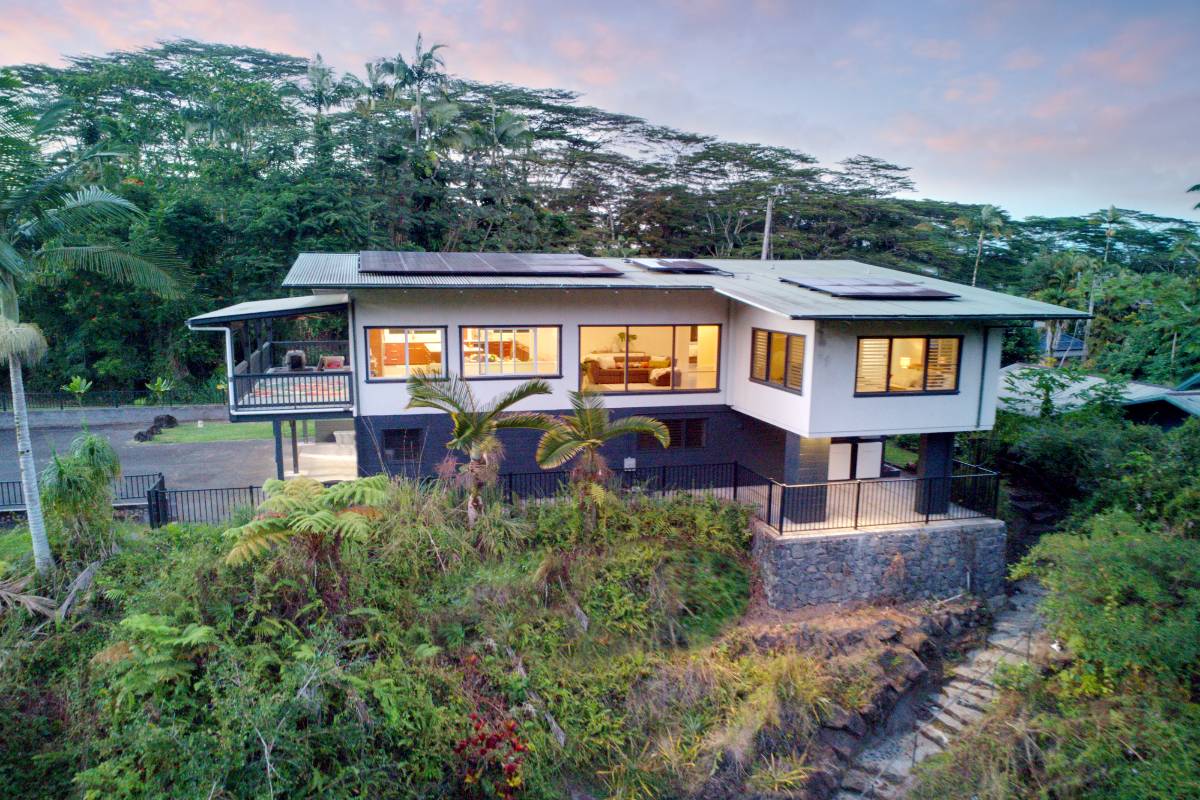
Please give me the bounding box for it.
[281,253,1086,322]
[993,362,1171,417]
[997,363,1194,417]
[187,293,348,327]
[1176,372,1200,391]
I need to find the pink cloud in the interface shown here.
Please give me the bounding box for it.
[943,76,1001,105]
[1003,46,1043,71]
[1030,88,1083,120]
[1067,20,1184,85]
[911,38,962,61]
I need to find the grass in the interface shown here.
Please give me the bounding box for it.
[141,421,294,444]
[885,441,918,469]
[0,528,30,563]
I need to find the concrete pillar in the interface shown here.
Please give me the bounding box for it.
[915,432,954,515]
[290,420,300,474]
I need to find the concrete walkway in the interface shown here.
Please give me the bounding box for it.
[834,581,1046,799]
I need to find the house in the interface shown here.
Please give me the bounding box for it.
[188,253,1084,528]
[998,363,1200,428]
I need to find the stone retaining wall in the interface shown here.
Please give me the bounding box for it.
[753,519,1007,609]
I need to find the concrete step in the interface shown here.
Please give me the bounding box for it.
[946,677,997,701]
[918,723,952,748]
[949,664,998,689]
[937,700,986,726]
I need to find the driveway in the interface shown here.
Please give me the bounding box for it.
[0,423,277,490]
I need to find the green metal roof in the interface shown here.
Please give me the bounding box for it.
[187,292,348,327]
[281,254,1087,322]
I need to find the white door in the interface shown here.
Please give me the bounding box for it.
[855,441,883,479]
[828,443,853,481]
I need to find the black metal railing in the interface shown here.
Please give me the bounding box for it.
[0,472,165,512]
[232,371,353,410]
[740,461,1000,534]
[1,388,225,413]
[139,460,999,533]
[147,478,264,528]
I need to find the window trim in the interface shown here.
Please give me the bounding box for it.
[576,323,723,395]
[853,335,964,397]
[362,325,449,383]
[458,324,564,381]
[748,327,806,395]
[637,417,708,450]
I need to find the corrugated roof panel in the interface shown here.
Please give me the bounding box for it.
[187,293,348,327]
[282,254,1087,321]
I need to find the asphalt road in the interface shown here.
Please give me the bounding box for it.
[0,423,278,489]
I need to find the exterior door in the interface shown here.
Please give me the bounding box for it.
[828,439,884,480]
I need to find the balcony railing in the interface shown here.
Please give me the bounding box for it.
[232,371,353,411]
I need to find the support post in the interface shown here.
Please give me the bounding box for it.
[915,432,954,515]
[290,420,300,475]
[272,420,285,481]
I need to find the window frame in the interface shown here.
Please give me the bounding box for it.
[362,325,449,383]
[637,417,707,450]
[748,327,806,395]
[576,323,722,395]
[853,335,964,397]
[458,324,564,381]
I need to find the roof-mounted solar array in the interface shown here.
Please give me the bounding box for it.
[780,276,960,300]
[358,251,623,277]
[630,258,729,275]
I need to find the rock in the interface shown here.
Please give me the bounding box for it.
[872,619,902,642]
[153,414,178,429]
[881,648,928,692]
[818,727,862,762]
[804,767,843,799]
[133,430,151,442]
[824,705,868,738]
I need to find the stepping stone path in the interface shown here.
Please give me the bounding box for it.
[833,581,1047,800]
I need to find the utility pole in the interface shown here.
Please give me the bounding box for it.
[761,194,774,261]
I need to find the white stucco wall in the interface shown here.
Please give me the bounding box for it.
[346,287,1003,436]
[350,288,732,416]
[806,320,1003,437]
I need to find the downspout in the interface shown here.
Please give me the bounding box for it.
[188,323,236,417]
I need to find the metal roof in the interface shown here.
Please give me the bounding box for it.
[282,254,1087,321]
[997,363,1173,416]
[187,293,348,327]
[1122,391,1200,417]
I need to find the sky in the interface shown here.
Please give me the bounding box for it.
[2,0,1198,221]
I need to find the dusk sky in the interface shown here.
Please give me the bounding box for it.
[3,0,1197,220]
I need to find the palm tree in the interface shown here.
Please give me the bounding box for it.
[1083,206,1127,359]
[1188,182,1199,210]
[534,390,669,484]
[406,373,555,527]
[2,104,182,574]
[379,34,448,146]
[952,204,1007,287]
[40,431,122,560]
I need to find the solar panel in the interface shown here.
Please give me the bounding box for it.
[780,276,960,300]
[358,251,623,277]
[630,258,725,274]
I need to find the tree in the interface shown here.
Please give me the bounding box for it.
[379,34,447,146]
[1189,182,1200,210]
[39,430,122,561]
[406,373,554,527]
[2,99,181,574]
[534,389,669,483]
[953,204,1008,287]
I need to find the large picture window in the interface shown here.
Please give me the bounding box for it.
[461,326,560,378]
[855,336,961,395]
[750,328,805,393]
[365,327,446,381]
[579,324,720,393]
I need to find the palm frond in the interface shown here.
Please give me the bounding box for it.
[601,415,670,447]
[483,378,552,419]
[0,318,47,365]
[534,429,589,469]
[35,244,184,298]
[20,186,142,240]
[493,411,558,432]
[0,574,56,618]
[0,239,28,284]
[406,372,477,415]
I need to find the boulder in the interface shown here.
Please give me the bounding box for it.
[153,414,178,429]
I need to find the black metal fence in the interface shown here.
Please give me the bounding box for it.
[0,472,165,512]
[737,461,1000,534]
[139,460,999,533]
[1,388,225,413]
[147,477,264,528]
[232,371,353,410]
